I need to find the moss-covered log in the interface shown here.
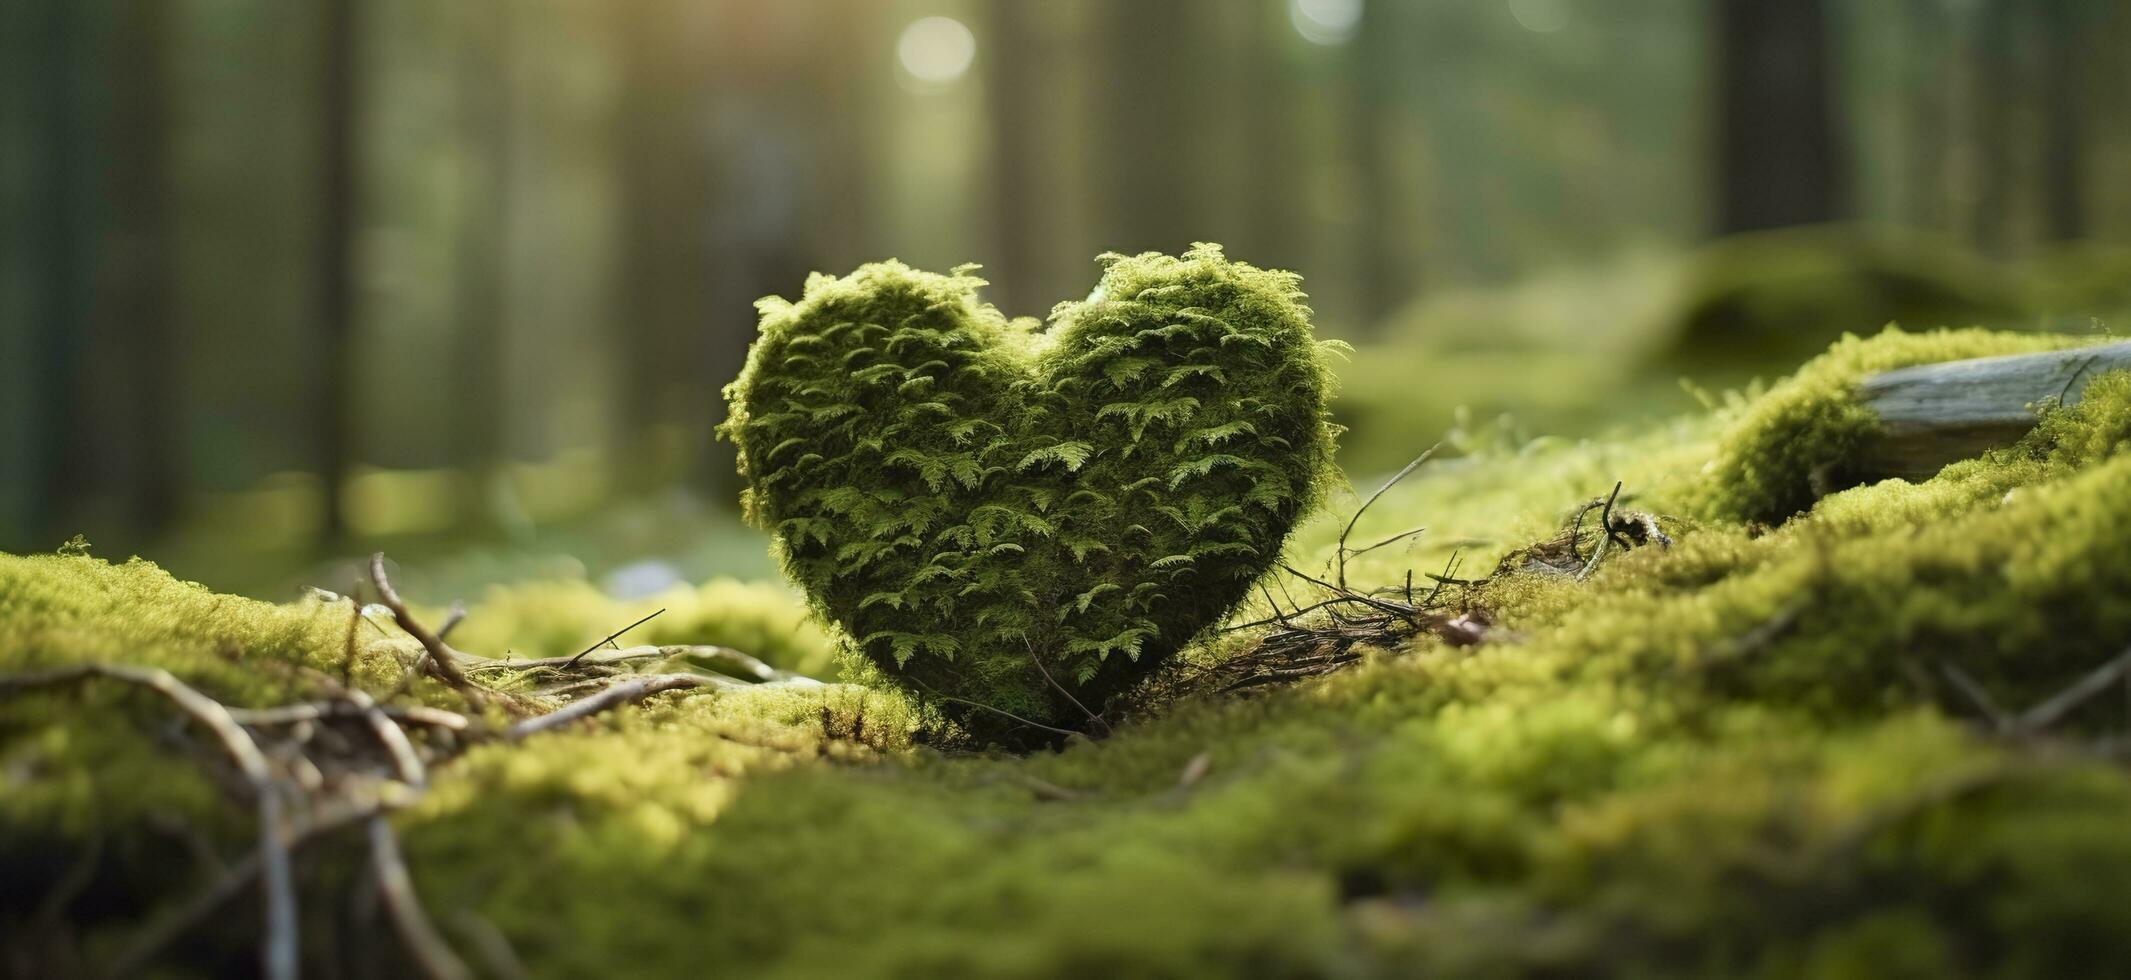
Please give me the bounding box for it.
[1856,339,2131,482]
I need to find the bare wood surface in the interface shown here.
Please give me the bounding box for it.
[1856,340,2131,481]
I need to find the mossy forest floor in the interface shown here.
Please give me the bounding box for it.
[8,328,2131,978]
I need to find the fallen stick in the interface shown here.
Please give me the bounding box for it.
[1854,340,2131,482]
[504,673,714,740]
[370,553,490,711]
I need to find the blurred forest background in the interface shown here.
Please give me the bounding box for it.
[4,0,2130,598]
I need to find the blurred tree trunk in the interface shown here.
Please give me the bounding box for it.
[1710,0,1846,234]
[614,0,718,493]
[1243,3,1307,277]
[28,0,92,545]
[1968,0,2018,252]
[1350,0,1405,328]
[1900,0,1951,233]
[697,3,818,500]
[105,0,181,537]
[807,0,880,277]
[315,0,359,541]
[454,0,512,529]
[985,0,1041,317]
[1097,0,1210,256]
[2037,0,2085,242]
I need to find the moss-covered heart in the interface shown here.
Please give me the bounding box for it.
[721,245,1340,730]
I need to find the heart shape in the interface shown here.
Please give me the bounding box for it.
[721,245,1339,730]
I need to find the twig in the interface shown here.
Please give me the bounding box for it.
[0,665,299,980]
[1016,774,1084,802]
[1599,480,1632,549]
[1258,584,1295,625]
[1025,637,1108,735]
[435,602,468,643]
[476,644,817,687]
[1177,751,1212,788]
[451,910,531,980]
[2015,645,2131,735]
[109,797,390,975]
[370,554,488,710]
[345,688,427,789]
[1337,445,1437,590]
[227,701,470,732]
[367,815,472,980]
[505,674,712,740]
[1564,498,1604,562]
[1347,525,1428,559]
[906,677,1085,740]
[560,608,667,670]
[1574,482,1626,584]
[1938,662,2011,733]
[1280,564,1416,619]
[339,591,363,686]
[467,647,669,673]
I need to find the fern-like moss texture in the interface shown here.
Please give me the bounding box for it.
[720,244,1342,728]
[8,335,2131,976]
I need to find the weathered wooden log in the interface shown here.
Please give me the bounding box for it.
[1855,340,2131,482]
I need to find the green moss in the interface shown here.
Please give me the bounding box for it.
[0,552,372,695]
[444,576,837,677]
[721,244,1342,728]
[12,330,2131,976]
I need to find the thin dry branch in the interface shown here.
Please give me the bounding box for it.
[1938,661,2011,733]
[344,688,427,789]
[1337,445,1437,590]
[0,665,299,980]
[369,553,489,711]
[2015,645,2131,735]
[473,643,819,687]
[1574,481,1625,583]
[504,673,713,740]
[906,676,1086,741]
[107,798,387,977]
[435,602,468,643]
[560,607,667,670]
[226,701,470,732]
[367,814,472,980]
[468,647,667,673]
[1026,636,1109,735]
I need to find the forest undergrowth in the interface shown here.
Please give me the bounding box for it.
[6,327,2131,978]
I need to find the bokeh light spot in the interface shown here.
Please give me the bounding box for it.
[1291,0,1363,46]
[897,16,976,86]
[1508,0,1571,34]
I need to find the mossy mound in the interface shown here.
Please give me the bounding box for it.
[1690,326,2105,524]
[9,332,2131,976]
[1663,226,2026,365]
[721,245,1341,731]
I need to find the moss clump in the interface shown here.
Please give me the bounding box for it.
[1690,326,2098,524]
[0,551,382,697]
[721,244,1341,729]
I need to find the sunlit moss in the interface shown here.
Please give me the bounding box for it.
[444,577,838,678]
[8,333,2131,976]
